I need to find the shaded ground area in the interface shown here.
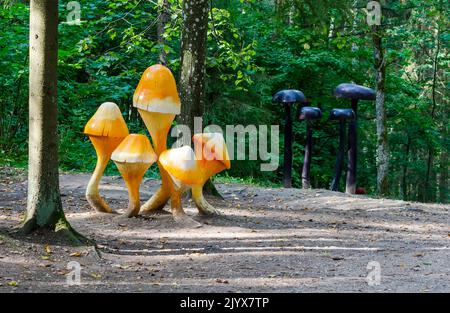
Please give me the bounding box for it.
[0,167,449,292]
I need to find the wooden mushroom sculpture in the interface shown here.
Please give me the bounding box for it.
[159,133,231,227]
[133,64,181,213]
[329,108,356,192]
[84,102,129,213]
[299,106,322,189]
[334,83,375,194]
[272,89,308,188]
[111,134,157,217]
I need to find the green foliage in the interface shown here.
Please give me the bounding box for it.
[0,0,448,202]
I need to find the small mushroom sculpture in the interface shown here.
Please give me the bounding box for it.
[299,106,322,189]
[329,108,355,192]
[158,133,231,227]
[84,102,129,213]
[334,83,375,194]
[272,89,308,188]
[133,64,181,213]
[111,134,157,217]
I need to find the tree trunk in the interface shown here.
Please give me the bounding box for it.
[157,0,170,65]
[424,24,441,202]
[439,147,448,203]
[23,0,87,244]
[372,24,389,196]
[423,148,434,202]
[179,0,221,196]
[179,0,209,133]
[402,135,411,201]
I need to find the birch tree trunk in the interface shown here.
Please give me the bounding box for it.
[372,24,389,196]
[22,0,87,244]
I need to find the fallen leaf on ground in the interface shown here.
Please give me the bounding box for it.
[70,252,82,257]
[8,281,18,287]
[91,273,102,279]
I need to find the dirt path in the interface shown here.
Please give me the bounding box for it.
[0,168,449,292]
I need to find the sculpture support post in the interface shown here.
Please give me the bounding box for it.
[331,120,346,191]
[346,99,358,194]
[273,89,307,188]
[301,121,313,189]
[283,104,293,188]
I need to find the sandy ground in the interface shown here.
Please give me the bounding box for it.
[0,168,449,293]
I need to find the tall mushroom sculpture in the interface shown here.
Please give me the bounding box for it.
[299,106,322,189]
[329,108,355,192]
[133,64,181,213]
[334,83,375,194]
[84,102,129,213]
[111,134,157,217]
[159,133,230,227]
[272,89,307,188]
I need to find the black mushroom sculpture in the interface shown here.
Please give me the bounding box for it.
[299,106,322,189]
[333,83,375,194]
[329,108,355,192]
[272,90,308,188]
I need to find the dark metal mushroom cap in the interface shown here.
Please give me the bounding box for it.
[299,107,322,120]
[272,89,307,104]
[333,83,375,100]
[329,108,355,121]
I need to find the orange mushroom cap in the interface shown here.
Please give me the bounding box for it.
[159,146,205,186]
[84,102,129,138]
[193,133,231,170]
[133,64,181,114]
[111,134,157,164]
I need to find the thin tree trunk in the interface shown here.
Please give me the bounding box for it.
[179,0,209,133]
[372,24,389,196]
[424,25,441,202]
[402,135,411,201]
[157,0,170,65]
[424,148,434,202]
[22,0,87,244]
[439,147,448,203]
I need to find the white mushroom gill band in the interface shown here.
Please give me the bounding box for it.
[170,116,279,172]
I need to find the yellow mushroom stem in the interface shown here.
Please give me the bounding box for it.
[138,110,175,213]
[191,185,219,215]
[170,189,202,228]
[86,136,123,213]
[114,162,151,217]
